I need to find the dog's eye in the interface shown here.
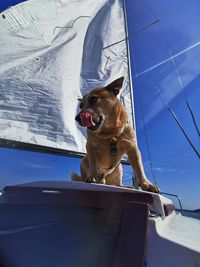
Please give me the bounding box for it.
[89,96,98,105]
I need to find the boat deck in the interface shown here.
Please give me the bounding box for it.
[1,181,198,267]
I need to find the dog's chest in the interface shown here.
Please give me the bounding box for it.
[93,140,124,170]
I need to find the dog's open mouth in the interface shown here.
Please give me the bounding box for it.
[79,112,103,131]
[87,115,103,131]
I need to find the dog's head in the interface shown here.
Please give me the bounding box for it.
[75,77,127,132]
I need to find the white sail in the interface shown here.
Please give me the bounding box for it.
[0,0,133,154]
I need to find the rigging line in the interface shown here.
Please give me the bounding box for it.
[142,0,200,144]
[186,101,200,138]
[143,0,186,97]
[142,0,158,21]
[143,0,200,149]
[137,87,159,187]
[102,38,127,50]
[156,86,200,159]
[134,41,200,78]
[166,106,200,159]
[157,23,186,97]
[158,22,200,144]
[134,19,159,35]
[131,47,159,186]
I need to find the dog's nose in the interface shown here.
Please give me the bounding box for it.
[75,114,81,122]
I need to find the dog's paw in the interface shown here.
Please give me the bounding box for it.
[85,177,97,183]
[140,182,160,193]
[96,177,106,184]
[71,172,82,181]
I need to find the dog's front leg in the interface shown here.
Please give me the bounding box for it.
[86,159,98,183]
[127,146,159,193]
[85,143,100,183]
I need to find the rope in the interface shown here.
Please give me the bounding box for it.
[156,86,200,158]
[142,0,200,158]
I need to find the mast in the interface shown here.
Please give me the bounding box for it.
[122,0,139,186]
[122,0,137,133]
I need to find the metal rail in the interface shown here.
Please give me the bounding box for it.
[161,192,183,212]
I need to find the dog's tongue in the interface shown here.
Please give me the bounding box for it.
[79,112,95,127]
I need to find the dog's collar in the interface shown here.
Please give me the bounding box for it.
[109,122,128,156]
[110,137,118,156]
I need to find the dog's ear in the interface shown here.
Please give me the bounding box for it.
[106,77,124,96]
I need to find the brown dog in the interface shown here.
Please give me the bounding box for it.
[71,77,159,193]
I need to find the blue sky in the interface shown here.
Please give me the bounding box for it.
[126,0,200,210]
[0,0,199,210]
